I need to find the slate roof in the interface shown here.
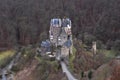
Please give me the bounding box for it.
[41,40,51,47]
[64,40,72,48]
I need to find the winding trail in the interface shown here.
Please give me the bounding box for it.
[55,48,78,80]
[60,61,77,80]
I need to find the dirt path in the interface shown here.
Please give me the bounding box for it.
[15,59,39,80]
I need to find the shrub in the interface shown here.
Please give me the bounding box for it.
[81,71,84,78]
[88,70,93,79]
[84,33,96,46]
[11,65,20,72]
[112,40,120,51]
[106,40,114,50]
[96,40,105,49]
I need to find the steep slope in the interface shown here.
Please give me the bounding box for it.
[92,59,120,80]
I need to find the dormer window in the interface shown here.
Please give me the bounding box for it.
[62,18,71,27]
[50,18,62,27]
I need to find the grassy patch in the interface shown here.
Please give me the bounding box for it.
[69,46,76,71]
[99,49,116,58]
[0,50,16,68]
[72,46,77,54]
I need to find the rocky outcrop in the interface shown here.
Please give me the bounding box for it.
[92,59,120,80]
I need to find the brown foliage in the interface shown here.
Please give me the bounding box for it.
[110,60,120,80]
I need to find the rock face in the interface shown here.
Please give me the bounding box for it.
[92,59,120,80]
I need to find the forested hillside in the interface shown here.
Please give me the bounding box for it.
[0,0,120,49]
